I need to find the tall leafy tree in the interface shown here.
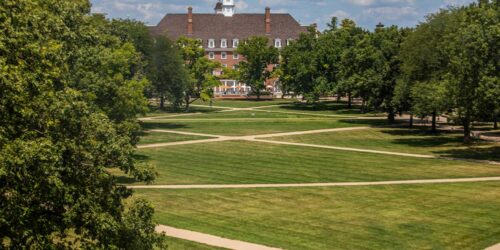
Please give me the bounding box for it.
[444,0,499,142]
[397,9,460,129]
[281,28,325,102]
[151,35,188,110]
[335,19,368,108]
[237,36,279,100]
[177,37,221,110]
[364,25,408,122]
[0,1,164,248]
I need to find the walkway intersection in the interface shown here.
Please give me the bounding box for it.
[137,103,500,250]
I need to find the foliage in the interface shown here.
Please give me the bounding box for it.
[281,28,327,102]
[151,36,188,110]
[0,0,163,248]
[237,36,279,100]
[443,0,499,141]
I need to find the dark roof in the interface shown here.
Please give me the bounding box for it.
[153,13,308,46]
[214,2,222,11]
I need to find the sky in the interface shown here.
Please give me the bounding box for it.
[90,0,476,30]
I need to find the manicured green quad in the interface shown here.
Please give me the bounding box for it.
[131,99,500,249]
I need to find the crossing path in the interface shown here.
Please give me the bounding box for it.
[129,177,500,190]
[156,225,282,250]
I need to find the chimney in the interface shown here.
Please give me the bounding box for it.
[187,7,193,36]
[265,7,271,34]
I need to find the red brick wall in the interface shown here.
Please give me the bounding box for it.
[207,51,279,92]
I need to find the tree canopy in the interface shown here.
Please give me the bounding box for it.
[0,0,164,248]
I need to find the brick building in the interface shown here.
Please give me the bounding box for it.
[151,0,309,97]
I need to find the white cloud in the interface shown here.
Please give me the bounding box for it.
[362,6,417,20]
[331,10,351,21]
[235,0,249,10]
[345,0,416,7]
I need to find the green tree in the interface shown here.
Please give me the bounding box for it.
[364,26,408,122]
[397,9,459,129]
[0,1,164,248]
[281,28,324,102]
[177,37,221,110]
[151,35,188,110]
[333,19,369,108]
[411,82,450,132]
[444,0,499,142]
[237,36,279,100]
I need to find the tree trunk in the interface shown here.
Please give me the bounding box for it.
[493,114,498,129]
[184,95,190,112]
[409,113,414,128]
[431,111,437,133]
[361,99,366,114]
[336,95,341,103]
[388,110,395,123]
[463,116,472,143]
[256,89,261,100]
[160,95,165,110]
[347,92,352,109]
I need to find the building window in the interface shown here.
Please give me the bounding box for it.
[223,64,227,68]
[208,39,215,48]
[209,52,215,59]
[274,39,282,48]
[232,65,238,70]
[221,52,227,59]
[233,39,239,48]
[286,39,293,46]
[233,53,239,59]
[221,39,227,48]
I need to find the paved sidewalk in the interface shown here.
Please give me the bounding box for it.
[487,243,500,250]
[156,225,282,250]
[128,177,500,189]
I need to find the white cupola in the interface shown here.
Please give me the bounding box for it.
[220,0,235,17]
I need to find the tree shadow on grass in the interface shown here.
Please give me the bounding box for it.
[141,122,190,130]
[436,146,500,162]
[279,101,363,112]
[380,128,500,161]
[339,118,392,127]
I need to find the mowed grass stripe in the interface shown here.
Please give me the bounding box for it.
[268,127,500,161]
[135,182,500,250]
[141,119,377,136]
[138,131,210,145]
[132,141,500,185]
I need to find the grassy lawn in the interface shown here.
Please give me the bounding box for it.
[151,110,325,120]
[165,237,224,250]
[138,131,211,145]
[129,141,500,185]
[192,99,298,108]
[260,101,384,117]
[141,118,386,136]
[268,127,500,161]
[136,182,500,250]
[143,105,217,118]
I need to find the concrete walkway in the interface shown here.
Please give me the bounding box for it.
[139,112,203,121]
[128,177,500,189]
[156,225,282,250]
[487,243,500,250]
[253,139,436,158]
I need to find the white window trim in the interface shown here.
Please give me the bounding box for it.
[233,53,239,59]
[232,39,239,48]
[208,39,215,48]
[208,52,215,60]
[275,39,282,48]
[221,39,227,48]
[221,52,227,59]
[286,39,293,46]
